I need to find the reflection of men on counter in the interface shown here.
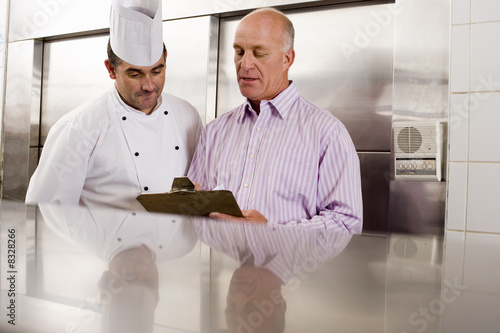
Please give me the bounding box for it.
[39,204,197,333]
[25,0,202,210]
[194,217,353,333]
[188,8,362,231]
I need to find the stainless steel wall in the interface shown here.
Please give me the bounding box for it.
[389,0,449,235]
[39,16,216,145]
[1,0,450,332]
[3,40,42,200]
[7,0,376,41]
[2,0,449,232]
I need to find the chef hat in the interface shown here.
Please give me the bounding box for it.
[109,0,163,66]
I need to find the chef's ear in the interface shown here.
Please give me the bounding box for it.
[104,59,117,80]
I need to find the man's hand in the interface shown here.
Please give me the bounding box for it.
[209,210,267,224]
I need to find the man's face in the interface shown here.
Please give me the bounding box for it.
[233,13,294,106]
[105,54,166,115]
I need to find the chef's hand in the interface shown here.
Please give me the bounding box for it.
[193,182,202,191]
[209,210,268,224]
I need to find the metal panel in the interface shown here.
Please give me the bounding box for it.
[388,181,446,235]
[209,233,388,332]
[161,16,213,125]
[8,0,389,41]
[0,200,30,295]
[40,16,213,145]
[2,40,42,200]
[40,34,112,144]
[388,0,450,235]
[163,0,390,20]
[217,3,394,151]
[392,0,450,122]
[29,148,39,182]
[8,0,110,41]
[205,16,220,125]
[386,233,443,333]
[359,152,391,233]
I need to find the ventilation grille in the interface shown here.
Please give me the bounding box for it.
[389,235,438,264]
[394,125,438,154]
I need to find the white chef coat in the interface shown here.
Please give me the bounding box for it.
[26,88,203,211]
[38,204,198,263]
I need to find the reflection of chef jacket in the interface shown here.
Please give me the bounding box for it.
[194,219,352,283]
[39,204,198,262]
[26,89,203,211]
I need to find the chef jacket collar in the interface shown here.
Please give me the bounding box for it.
[112,88,163,117]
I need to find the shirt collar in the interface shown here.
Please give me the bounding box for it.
[239,81,300,122]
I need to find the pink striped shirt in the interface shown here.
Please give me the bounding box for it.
[188,82,363,233]
[194,217,354,283]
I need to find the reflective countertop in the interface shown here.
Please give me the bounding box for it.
[0,200,496,333]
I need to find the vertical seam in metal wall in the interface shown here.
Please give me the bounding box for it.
[200,16,222,331]
[0,0,11,195]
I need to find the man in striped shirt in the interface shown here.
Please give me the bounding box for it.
[188,8,363,233]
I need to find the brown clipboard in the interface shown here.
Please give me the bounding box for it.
[136,177,244,217]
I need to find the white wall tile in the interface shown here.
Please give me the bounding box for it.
[471,0,500,23]
[467,163,500,232]
[470,22,500,91]
[453,0,471,24]
[463,232,500,293]
[449,94,469,161]
[462,292,500,333]
[446,163,468,230]
[461,232,500,332]
[0,28,4,69]
[441,230,465,332]
[0,0,7,26]
[469,92,500,162]
[450,25,470,93]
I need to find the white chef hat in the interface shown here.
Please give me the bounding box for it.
[109,0,163,66]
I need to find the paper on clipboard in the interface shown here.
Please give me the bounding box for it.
[136,177,244,217]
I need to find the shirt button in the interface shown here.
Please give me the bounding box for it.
[164,111,169,115]
[122,116,127,121]
[144,186,149,191]
[256,127,261,132]
[250,154,255,159]
[175,146,180,150]
[134,152,139,156]
[243,183,249,188]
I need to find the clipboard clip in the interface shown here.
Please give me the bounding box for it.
[170,177,196,193]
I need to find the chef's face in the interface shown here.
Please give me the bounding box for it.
[233,11,294,108]
[105,54,166,115]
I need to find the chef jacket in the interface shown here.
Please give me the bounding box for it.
[26,88,203,210]
[38,203,198,263]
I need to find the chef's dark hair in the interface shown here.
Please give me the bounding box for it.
[107,39,167,68]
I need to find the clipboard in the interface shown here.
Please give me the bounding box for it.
[136,177,244,217]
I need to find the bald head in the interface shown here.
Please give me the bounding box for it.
[240,8,295,52]
[233,7,296,110]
